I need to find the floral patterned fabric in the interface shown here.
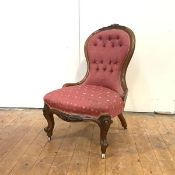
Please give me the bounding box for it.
[44,85,124,118]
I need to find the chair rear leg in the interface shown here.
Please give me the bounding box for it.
[43,104,55,141]
[118,113,127,129]
[98,114,112,159]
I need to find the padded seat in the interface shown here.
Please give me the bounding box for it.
[44,85,124,118]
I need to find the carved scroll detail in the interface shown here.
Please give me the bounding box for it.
[98,114,112,154]
[43,104,55,138]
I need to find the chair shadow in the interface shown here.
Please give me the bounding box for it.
[53,122,95,141]
[75,57,87,83]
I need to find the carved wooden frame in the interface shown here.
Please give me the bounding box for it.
[43,24,135,158]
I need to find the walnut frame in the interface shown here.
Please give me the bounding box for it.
[43,24,135,158]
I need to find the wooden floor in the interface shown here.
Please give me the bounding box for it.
[0,110,175,175]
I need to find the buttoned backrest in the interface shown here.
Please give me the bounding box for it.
[83,25,135,98]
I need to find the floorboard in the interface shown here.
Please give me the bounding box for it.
[0,110,175,175]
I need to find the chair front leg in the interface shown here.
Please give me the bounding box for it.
[118,113,127,129]
[98,114,112,159]
[43,104,55,141]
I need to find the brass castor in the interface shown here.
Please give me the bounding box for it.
[48,136,51,141]
[101,153,106,159]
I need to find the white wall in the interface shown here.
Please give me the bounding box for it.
[79,0,175,113]
[1,0,175,113]
[0,0,79,107]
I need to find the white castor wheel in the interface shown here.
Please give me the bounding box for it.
[48,137,51,141]
[101,153,106,159]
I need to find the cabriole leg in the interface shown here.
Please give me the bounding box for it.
[118,113,127,129]
[43,104,55,140]
[98,114,112,159]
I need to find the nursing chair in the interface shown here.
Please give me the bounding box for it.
[43,24,135,158]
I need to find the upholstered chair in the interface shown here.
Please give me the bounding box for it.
[43,24,135,158]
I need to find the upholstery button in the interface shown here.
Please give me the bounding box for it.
[110,69,113,73]
[116,35,120,39]
[119,41,123,47]
[103,43,106,47]
[108,36,111,40]
[93,60,96,63]
[111,42,115,47]
[114,61,118,64]
[93,43,97,46]
[103,67,107,71]
[109,60,112,64]
[100,60,103,64]
[96,67,99,71]
[98,36,102,40]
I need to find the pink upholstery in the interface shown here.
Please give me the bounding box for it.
[83,29,130,97]
[44,85,124,118]
[44,27,133,118]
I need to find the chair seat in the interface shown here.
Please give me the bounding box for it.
[44,85,124,118]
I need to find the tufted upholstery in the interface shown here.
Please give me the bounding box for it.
[83,29,130,97]
[43,25,135,119]
[44,85,124,118]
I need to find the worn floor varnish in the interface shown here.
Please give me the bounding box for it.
[0,109,175,175]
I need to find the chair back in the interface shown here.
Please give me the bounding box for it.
[83,24,135,98]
